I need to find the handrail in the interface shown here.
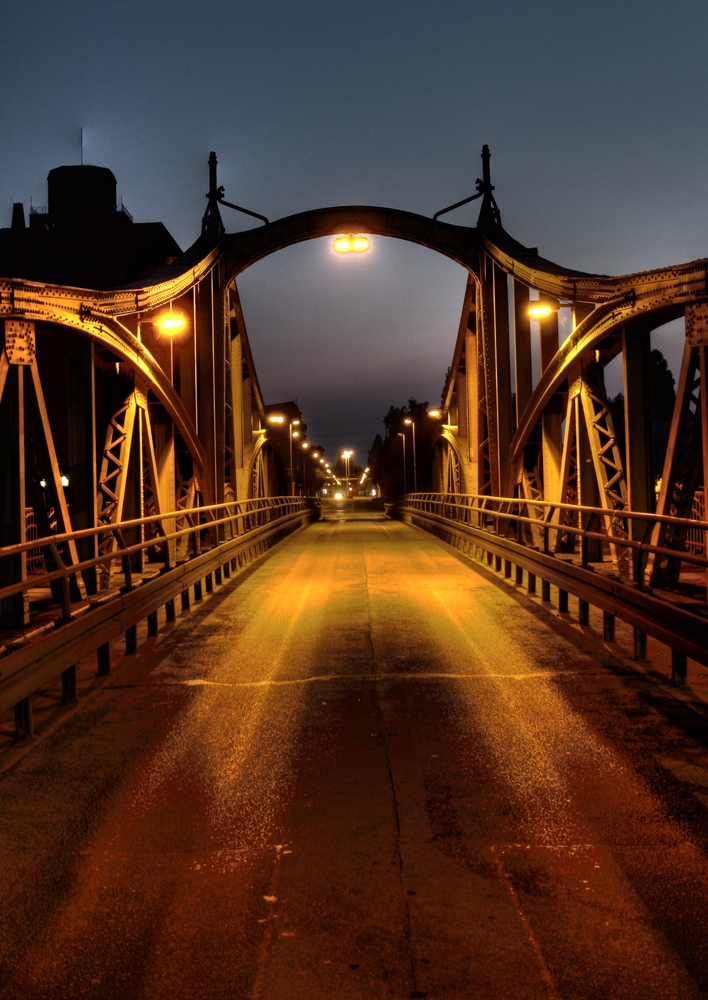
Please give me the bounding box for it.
[0,497,311,620]
[391,491,708,682]
[399,491,708,533]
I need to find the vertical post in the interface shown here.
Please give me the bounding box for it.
[671,649,688,687]
[603,611,615,642]
[68,345,98,593]
[196,274,216,503]
[398,432,407,494]
[493,265,513,492]
[700,346,708,599]
[623,325,655,580]
[0,364,27,627]
[539,298,562,502]
[61,665,78,703]
[97,642,111,676]
[513,280,532,429]
[14,697,33,740]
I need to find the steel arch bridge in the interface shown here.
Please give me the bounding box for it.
[0,146,707,715]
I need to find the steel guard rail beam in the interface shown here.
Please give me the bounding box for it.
[0,505,313,717]
[393,503,708,670]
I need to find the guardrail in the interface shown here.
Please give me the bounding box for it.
[391,492,708,686]
[0,496,316,736]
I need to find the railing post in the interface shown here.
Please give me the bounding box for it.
[527,572,536,595]
[558,589,569,613]
[46,542,72,622]
[578,600,590,626]
[671,649,688,687]
[14,697,33,740]
[97,642,111,676]
[147,611,158,637]
[165,598,176,622]
[633,627,647,661]
[61,665,78,703]
[603,611,615,642]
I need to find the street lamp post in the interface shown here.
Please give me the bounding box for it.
[398,432,407,495]
[289,419,300,495]
[341,449,353,496]
[403,417,417,493]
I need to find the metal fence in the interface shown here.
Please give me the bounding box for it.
[1,496,316,734]
[392,492,708,685]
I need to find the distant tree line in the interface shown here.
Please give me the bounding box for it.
[607,348,676,473]
[368,398,436,499]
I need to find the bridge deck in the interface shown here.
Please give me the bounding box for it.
[2,511,708,998]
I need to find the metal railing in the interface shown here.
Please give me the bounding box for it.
[392,492,708,683]
[0,496,316,731]
[687,489,706,556]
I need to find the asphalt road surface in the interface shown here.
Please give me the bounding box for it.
[2,507,708,999]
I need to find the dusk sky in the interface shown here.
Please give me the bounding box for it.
[3,0,707,459]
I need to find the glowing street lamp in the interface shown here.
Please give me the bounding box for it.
[333,234,371,254]
[428,408,441,419]
[528,302,559,320]
[154,311,188,336]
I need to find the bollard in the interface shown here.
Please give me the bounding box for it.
[671,649,688,688]
[181,589,190,611]
[215,567,222,585]
[194,580,203,601]
[97,642,111,676]
[223,562,231,578]
[503,559,512,578]
[633,628,647,661]
[515,564,523,585]
[166,599,176,622]
[147,611,158,637]
[541,579,551,602]
[527,572,536,595]
[603,611,615,642]
[558,589,569,613]
[205,573,213,593]
[61,665,77,704]
[125,625,137,655]
[578,599,590,626]
[494,554,502,573]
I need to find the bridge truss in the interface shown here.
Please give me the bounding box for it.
[0,147,707,733]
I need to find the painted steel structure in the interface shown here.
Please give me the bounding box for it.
[1,147,707,721]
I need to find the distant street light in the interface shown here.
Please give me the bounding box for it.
[403,417,417,493]
[428,408,441,419]
[341,449,354,493]
[154,309,188,336]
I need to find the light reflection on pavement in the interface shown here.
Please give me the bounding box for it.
[1,512,708,998]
